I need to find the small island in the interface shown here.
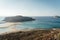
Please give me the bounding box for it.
[54,16,60,18]
[3,15,35,22]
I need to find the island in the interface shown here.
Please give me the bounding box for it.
[54,16,60,18]
[3,15,35,22]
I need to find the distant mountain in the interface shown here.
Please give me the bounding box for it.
[3,15,35,22]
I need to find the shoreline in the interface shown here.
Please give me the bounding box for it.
[0,22,21,28]
[0,28,60,35]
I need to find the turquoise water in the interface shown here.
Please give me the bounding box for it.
[15,16,60,29]
[0,16,60,33]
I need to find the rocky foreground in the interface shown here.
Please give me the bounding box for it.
[0,29,60,40]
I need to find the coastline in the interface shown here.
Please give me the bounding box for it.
[0,22,21,28]
[0,28,60,35]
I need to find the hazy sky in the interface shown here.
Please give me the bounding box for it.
[0,0,60,16]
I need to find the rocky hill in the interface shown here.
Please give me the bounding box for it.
[3,16,35,22]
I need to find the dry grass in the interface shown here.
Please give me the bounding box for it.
[0,29,60,40]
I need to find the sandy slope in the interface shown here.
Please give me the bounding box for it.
[0,29,60,40]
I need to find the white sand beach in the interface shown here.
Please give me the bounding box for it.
[0,22,20,28]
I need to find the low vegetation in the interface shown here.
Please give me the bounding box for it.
[0,29,60,40]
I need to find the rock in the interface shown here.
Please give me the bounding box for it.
[3,15,35,22]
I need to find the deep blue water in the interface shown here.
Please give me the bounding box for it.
[0,16,60,33]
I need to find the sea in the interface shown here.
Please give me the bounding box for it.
[0,16,60,33]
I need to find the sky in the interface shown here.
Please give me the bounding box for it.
[0,0,60,16]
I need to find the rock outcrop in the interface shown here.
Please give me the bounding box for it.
[3,16,35,22]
